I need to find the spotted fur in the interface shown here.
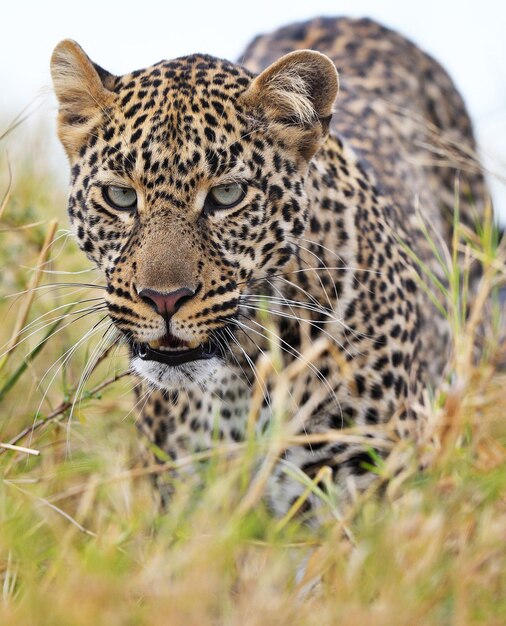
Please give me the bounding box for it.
[51,17,487,515]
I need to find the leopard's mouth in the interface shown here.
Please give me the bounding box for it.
[132,332,218,366]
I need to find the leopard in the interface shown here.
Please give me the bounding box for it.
[50,16,487,516]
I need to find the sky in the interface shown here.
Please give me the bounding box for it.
[1,0,505,222]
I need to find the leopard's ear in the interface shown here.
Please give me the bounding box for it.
[241,50,338,159]
[50,40,116,157]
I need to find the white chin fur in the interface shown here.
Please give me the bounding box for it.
[131,355,219,389]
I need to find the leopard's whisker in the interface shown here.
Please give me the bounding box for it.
[35,315,111,397]
[6,282,106,299]
[26,317,112,449]
[224,326,273,418]
[240,294,333,316]
[0,304,108,360]
[2,297,105,340]
[243,288,368,342]
[238,304,360,361]
[28,267,97,275]
[66,324,120,451]
[262,276,343,361]
[256,273,369,342]
[212,324,255,392]
[231,316,343,422]
[226,322,314,436]
[120,380,155,426]
[289,240,340,309]
[237,265,382,288]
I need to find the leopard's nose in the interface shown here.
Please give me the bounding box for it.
[138,287,195,318]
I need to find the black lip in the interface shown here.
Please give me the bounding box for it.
[132,341,218,366]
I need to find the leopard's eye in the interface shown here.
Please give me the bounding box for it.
[103,185,137,210]
[206,183,245,210]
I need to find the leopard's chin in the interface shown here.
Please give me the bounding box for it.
[131,353,220,390]
[127,327,230,388]
[128,330,222,388]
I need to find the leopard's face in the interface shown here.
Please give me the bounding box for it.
[51,42,338,388]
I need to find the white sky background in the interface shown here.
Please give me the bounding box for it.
[1,0,505,223]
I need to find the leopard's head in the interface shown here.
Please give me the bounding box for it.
[50,40,338,388]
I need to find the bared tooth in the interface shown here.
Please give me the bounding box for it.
[149,339,161,349]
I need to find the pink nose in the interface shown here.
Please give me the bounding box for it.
[138,287,195,318]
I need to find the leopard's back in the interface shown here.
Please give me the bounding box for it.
[242,17,487,242]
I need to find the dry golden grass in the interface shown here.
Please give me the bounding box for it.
[0,127,505,625]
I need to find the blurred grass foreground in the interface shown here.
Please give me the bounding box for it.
[0,118,505,626]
